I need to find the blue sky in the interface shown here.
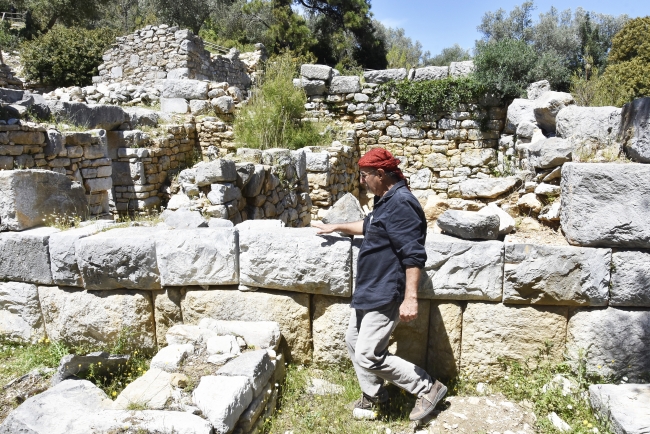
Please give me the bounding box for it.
[369,0,650,55]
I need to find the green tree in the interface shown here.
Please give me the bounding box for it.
[425,44,471,67]
[19,0,110,32]
[151,0,220,34]
[373,20,425,69]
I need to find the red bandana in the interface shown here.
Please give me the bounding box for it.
[358,148,406,182]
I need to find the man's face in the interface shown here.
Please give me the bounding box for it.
[360,168,381,195]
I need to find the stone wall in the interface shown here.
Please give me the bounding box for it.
[0,63,22,89]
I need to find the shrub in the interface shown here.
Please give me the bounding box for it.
[20,25,115,87]
[233,52,323,150]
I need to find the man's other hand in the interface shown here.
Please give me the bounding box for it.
[399,298,418,322]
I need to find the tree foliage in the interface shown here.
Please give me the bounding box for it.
[373,20,425,69]
[425,44,471,67]
[150,0,220,34]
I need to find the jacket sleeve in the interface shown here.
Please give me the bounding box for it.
[385,195,427,268]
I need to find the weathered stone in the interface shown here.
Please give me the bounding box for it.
[161,79,209,100]
[477,203,515,235]
[236,383,273,432]
[619,96,650,163]
[0,282,45,342]
[123,107,160,127]
[527,137,572,169]
[460,148,495,167]
[363,68,407,84]
[329,76,360,94]
[539,201,561,222]
[459,177,519,199]
[534,183,561,196]
[199,318,281,350]
[152,288,183,346]
[437,210,499,240]
[503,244,610,306]
[305,152,330,172]
[0,169,87,231]
[195,159,237,186]
[505,99,536,134]
[211,95,235,114]
[461,303,568,379]
[321,193,364,224]
[217,350,273,396]
[610,251,650,307]
[181,289,311,363]
[534,91,575,132]
[49,101,126,130]
[300,64,333,81]
[162,208,207,228]
[556,105,621,147]
[423,194,450,224]
[0,227,58,285]
[418,234,504,301]
[38,286,156,351]
[449,61,474,77]
[160,97,189,114]
[235,220,284,230]
[561,163,650,247]
[239,227,351,296]
[166,324,217,347]
[208,218,233,228]
[114,368,173,409]
[517,193,543,213]
[51,352,130,385]
[150,344,194,372]
[413,66,448,81]
[312,295,351,367]
[567,307,650,381]
[189,99,212,115]
[193,375,253,434]
[410,168,431,189]
[589,384,650,434]
[427,302,463,382]
[526,80,551,100]
[83,410,213,434]
[208,183,241,205]
[206,335,240,355]
[293,78,327,96]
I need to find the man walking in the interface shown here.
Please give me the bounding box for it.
[312,148,447,423]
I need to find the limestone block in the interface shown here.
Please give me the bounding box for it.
[123,107,160,127]
[503,244,610,306]
[610,251,650,307]
[189,99,211,115]
[534,183,561,196]
[561,163,650,247]
[166,324,217,347]
[293,78,327,96]
[427,302,463,381]
[459,177,519,200]
[527,137,572,169]
[589,384,650,434]
[505,99,536,134]
[410,168,431,189]
[239,227,351,296]
[449,61,475,78]
[321,193,364,224]
[161,79,209,100]
[461,303,568,379]
[291,148,307,179]
[0,282,45,342]
[152,288,183,346]
[199,318,281,350]
[195,159,237,186]
[437,210,499,240]
[419,234,503,301]
[306,151,330,172]
[389,299,430,368]
[217,350,274,396]
[76,227,161,290]
[413,66,448,81]
[363,68,407,84]
[527,80,550,100]
[0,227,58,285]
[619,96,650,163]
[161,209,207,228]
[208,183,242,205]
[181,289,311,363]
[206,335,240,355]
[81,410,213,434]
[209,218,233,228]
[160,97,188,114]
[477,203,515,235]
[0,169,87,231]
[193,375,253,434]
[301,64,333,81]
[312,296,351,367]
[111,161,145,186]
[236,383,273,433]
[534,91,575,132]
[212,96,235,114]
[84,176,112,193]
[460,148,495,166]
[114,368,173,409]
[150,344,194,372]
[329,76,360,94]
[38,286,156,351]
[235,220,284,230]
[48,101,126,130]
[556,105,621,147]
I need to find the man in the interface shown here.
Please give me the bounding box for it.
[312,148,447,423]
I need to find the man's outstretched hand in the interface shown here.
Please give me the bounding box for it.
[311,220,364,236]
[311,221,337,234]
[399,297,418,322]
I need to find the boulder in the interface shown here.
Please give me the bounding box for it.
[461,303,568,379]
[556,105,621,147]
[477,203,515,235]
[166,324,217,347]
[160,97,188,114]
[329,76,360,94]
[427,302,463,382]
[193,375,253,434]
[505,99,536,134]
[526,80,551,100]
[235,162,256,189]
[0,227,58,285]
[207,183,241,205]
[217,350,274,396]
[459,176,519,199]
[589,384,650,434]
[418,234,504,301]
[155,228,238,287]
[0,282,45,342]
[561,163,650,247]
[527,137,572,169]
[0,169,87,231]
[363,68,407,84]
[619,96,650,163]
[113,368,173,409]
[412,66,448,81]
[503,244,611,306]
[300,64,333,81]
[610,251,650,307]
[567,307,650,381]
[152,288,183,346]
[199,318,281,350]
[189,99,211,115]
[534,91,575,132]
[48,101,126,130]
[321,193,364,224]
[516,121,537,139]
[292,78,327,96]
[161,79,209,100]
[162,209,207,228]
[38,286,156,351]
[449,61,474,77]
[195,159,237,186]
[311,295,351,367]
[150,344,194,372]
[437,210,500,240]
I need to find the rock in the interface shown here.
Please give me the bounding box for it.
[321,193,364,224]
[503,244,610,306]
[329,76,360,94]
[38,286,156,351]
[566,307,650,381]
[292,78,327,96]
[437,210,500,240]
[195,159,237,186]
[162,209,207,228]
[589,384,650,434]
[461,303,568,379]
[409,168,432,189]
[49,101,126,130]
[166,324,217,347]
[517,193,542,213]
[236,384,273,432]
[311,295,351,367]
[427,302,463,382]
[181,289,311,364]
[460,148,496,167]
[189,99,211,115]
[208,183,241,205]
[423,194,450,224]
[152,289,183,346]
[82,410,213,434]
[206,335,240,355]
[239,227,351,296]
[166,194,191,211]
[114,368,173,410]
[412,66,448,81]
[51,352,130,385]
[235,220,284,230]
[516,121,537,139]
[199,318,281,350]
[76,227,161,290]
[418,234,504,301]
[0,169,88,231]
[0,282,45,342]
[527,137,572,169]
[150,344,194,372]
[363,68,407,84]
[123,107,160,127]
[505,99,536,134]
[0,227,59,285]
[610,251,650,307]
[534,91,574,132]
[388,299,430,368]
[208,218,234,228]
[208,354,237,366]
[538,201,561,222]
[534,183,561,196]
[526,80,551,100]
[547,412,571,432]
[217,349,273,396]
[235,162,256,190]
[459,177,519,199]
[556,105,621,147]
[619,96,650,163]
[212,95,235,114]
[305,152,330,172]
[449,60,474,77]
[161,79,209,100]
[241,164,266,197]
[193,375,253,434]
[561,163,650,247]
[300,64,333,81]
[477,203,515,235]
[160,97,189,113]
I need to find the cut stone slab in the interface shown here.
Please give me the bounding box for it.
[195,159,237,186]
[51,351,129,385]
[239,227,351,296]
[161,79,209,100]
[527,137,573,169]
[459,177,519,199]
[363,68,407,84]
[193,375,253,434]
[161,209,207,228]
[0,282,45,342]
[534,91,575,132]
[217,349,274,396]
[566,307,650,381]
[461,303,568,379]
[504,244,611,306]
[300,64,333,81]
[113,368,173,410]
[329,76,360,94]
[321,193,364,224]
[199,318,281,350]
[610,251,650,307]
[437,210,500,240]
[305,151,330,172]
[589,384,650,434]
[160,97,188,114]
[48,101,126,130]
[556,105,621,147]
[0,169,87,231]
[155,228,239,287]
[561,163,650,248]
[413,66,448,81]
[0,227,58,285]
[166,324,217,347]
[477,203,515,235]
[75,227,161,290]
[150,344,194,372]
[449,60,474,77]
[619,96,650,163]
[505,99,536,134]
[237,383,273,432]
[208,183,241,205]
[182,289,311,364]
[206,335,241,355]
[418,234,504,301]
[152,288,183,346]
[38,286,156,351]
[292,78,327,96]
[427,302,463,382]
[79,410,213,434]
[312,295,352,367]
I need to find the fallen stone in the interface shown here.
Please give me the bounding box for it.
[517,193,543,213]
[208,354,238,366]
[412,66,448,81]
[539,201,561,222]
[561,163,650,247]
[0,282,45,342]
[49,101,126,130]
[208,183,241,205]
[0,227,58,285]
[195,159,237,186]
[51,351,130,385]
[477,203,515,235]
[619,96,650,163]
[217,350,274,396]
[193,375,253,434]
[161,79,209,100]
[152,288,183,346]
[329,76,360,94]
[527,137,572,169]
[212,95,235,114]
[437,210,499,240]
[589,384,650,434]
[206,335,241,355]
[534,91,575,133]
[189,99,212,115]
[113,368,173,410]
[321,193,364,224]
[534,183,561,196]
[363,68,407,84]
[208,218,234,228]
[459,177,519,199]
[527,80,551,100]
[150,344,194,372]
[556,105,621,147]
[300,64,333,81]
[166,324,217,347]
[610,251,650,307]
[123,107,160,127]
[547,412,571,432]
[427,302,463,382]
[505,99,536,134]
[162,209,207,228]
[199,318,281,350]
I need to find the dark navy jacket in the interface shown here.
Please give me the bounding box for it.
[352,180,428,310]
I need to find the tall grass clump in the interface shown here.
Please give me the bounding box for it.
[233,52,323,150]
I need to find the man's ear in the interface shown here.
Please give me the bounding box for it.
[377,168,385,179]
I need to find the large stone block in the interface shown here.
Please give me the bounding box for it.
[389,299,430,369]
[292,78,327,96]
[0,282,45,342]
[195,159,237,186]
[459,176,519,199]
[561,163,650,248]
[0,169,88,231]
[461,303,568,379]
[503,244,611,306]
[199,318,281,351]
[427,302,463,382]
[363,68,407,84]
[505,99,536,134]
[48,101,126,130]
[527,137,572,169]
[321,193,364,224]
[75,227,161,290]
[329,76,360,94]
[533,91,575,133]
[312,295,351,367]
[161,79,209,100]
[113,368,172,409]
[412,66,448,81]
[589,384,650,434]
[300,64,333,81]
[0,227,58,285]
[239,227,351,296]
[152,288,183,346]
[556,105,621,147]
[160,97,188,114]
[217,350,274,396]
[193,375,253,434]
[619,97,650,163]
[181,288,311,363]
[155,228,238,287]
[418,234,504,301]
[38,286,156,351]
[449,60,474,77]
[437,210,499,240]
[611,251,650,307]
[567,307,650,381]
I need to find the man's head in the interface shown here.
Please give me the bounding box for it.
[358,148,406,196]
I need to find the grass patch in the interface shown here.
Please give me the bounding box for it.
[0,338,67,385]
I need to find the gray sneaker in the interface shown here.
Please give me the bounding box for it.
[409,380,447,421]
[351,393,387,420]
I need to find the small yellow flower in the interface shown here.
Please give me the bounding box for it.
[112,391,117,397]
[44,338,50,344]
[588,423,593,428]
[597,365,602,369]
[583,420,589,425]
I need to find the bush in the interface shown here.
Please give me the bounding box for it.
[20,26,115,87]
[233,52,323,150]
